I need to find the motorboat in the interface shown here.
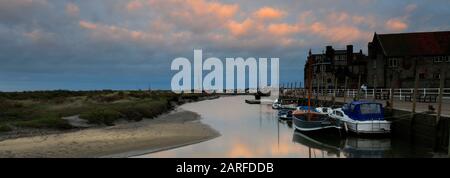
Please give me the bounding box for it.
[316,107,333,115]
[272,99,281,109]
[328,101,391,134]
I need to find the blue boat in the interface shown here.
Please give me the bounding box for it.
[329,101,391,134]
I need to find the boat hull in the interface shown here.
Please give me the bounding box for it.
[293,113,340,132]
[342,120,391,134]
[245,99,260,104]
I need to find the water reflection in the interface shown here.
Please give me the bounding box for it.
[292,131,392,158]
[138,96,435,158]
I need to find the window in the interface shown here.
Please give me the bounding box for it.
[433,56,447,63]
[335,55,346,61]
[360,104,381,114]
[316,55,324,62]
[336,111,344,117]
[446,56,450,63]
[388,58,399,68]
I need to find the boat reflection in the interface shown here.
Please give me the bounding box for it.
[292,130,391,158]
[342,137,391,158]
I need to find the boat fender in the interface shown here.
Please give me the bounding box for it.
[344,122,348,133]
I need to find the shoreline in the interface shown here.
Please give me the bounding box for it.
[0,108,220,158]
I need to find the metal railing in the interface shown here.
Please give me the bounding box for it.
[282,88,450,101]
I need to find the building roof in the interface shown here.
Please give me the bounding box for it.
[375,31,450,56]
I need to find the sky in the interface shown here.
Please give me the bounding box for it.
[0,0,449,91]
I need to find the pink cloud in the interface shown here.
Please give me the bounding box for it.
[186,0,239,19]
[227,18,254,37]
[385,18,408,32]
[267,23,301,36]
[253,7,286,20]
[79,20,97,30]
[126,0,143,11]
[309,22,371,44]
[143,0,239,33]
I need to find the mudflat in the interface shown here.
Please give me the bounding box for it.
[0,110,220,158]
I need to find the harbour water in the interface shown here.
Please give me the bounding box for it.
[139,95,441,158]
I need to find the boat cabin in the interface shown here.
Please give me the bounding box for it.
[342,101,384,121]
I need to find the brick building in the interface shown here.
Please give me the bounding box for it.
[304,45,368,90]
[367,31,450,88]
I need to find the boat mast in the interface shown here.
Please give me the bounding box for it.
[307,56,313,113]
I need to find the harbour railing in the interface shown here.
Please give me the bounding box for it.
[281,88,450,102]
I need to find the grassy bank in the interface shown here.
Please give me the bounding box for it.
[0,90,215,133]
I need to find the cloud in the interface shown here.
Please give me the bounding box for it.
[385,18,408,32]
[227,18,255,37]
[0,0,449,91]
[126,0,143,11]
[145,0,239,34]
[253,7,286,20]
[79,20,97,30]
[267,23,301,36]
[383,3,417,32]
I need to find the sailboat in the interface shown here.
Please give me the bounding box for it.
[292,57,341,132]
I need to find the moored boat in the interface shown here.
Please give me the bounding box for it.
[245,99,261,104]
[292,110,341,131]
[328,101,391,134]
[272,99,281,109]
[278,109,293,120]
[291,54,340,132]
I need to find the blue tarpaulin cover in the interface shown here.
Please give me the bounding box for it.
[342,101,385,121]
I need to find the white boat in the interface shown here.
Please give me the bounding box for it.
[328,101,391,134]
[272,99,281,109]
[316,107,333,115]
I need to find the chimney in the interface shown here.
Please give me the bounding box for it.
[346,45,353,54]
[326,46,334,62]
[347,45,354,62]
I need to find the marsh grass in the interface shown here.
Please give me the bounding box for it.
[0,90,210,132]
[0,124,12,132]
